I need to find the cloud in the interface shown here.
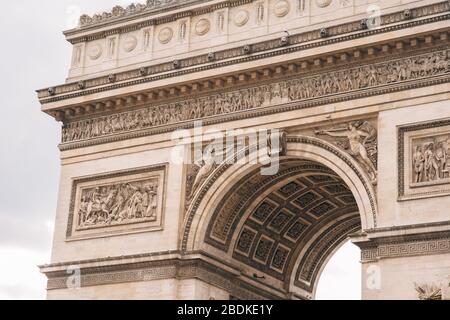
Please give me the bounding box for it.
[316,241,362,300]
[0,247,49,300]
[0,215,54,252]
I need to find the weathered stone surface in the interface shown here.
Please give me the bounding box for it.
[37,0,450,300]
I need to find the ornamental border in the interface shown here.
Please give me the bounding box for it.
[43,255,285,300]
[181,136,378,253]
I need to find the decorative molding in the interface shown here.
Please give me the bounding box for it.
[38,1,450,101]
[42,253,283,300]
[205,161,339,249]
[181,135,378,253]
[398,118,450,201]
[234,9,249,26]
[66,164,168,240]
[357,231,450,261]
[60,49,449,149]
[295,216,361,291]
[123,35,138,52]
[70,0,255,40]
[77,0,212,28]
[195,18,211,36]
[87,44,103,60]
[226,170,359,282]
[274,0,291,17]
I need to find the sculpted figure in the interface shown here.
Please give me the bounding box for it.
[316,121,378,184]
[84,187,104,224]
[424,143,439,181]
[190,145,217,198]
[435,142,447,179]
[125,184,146,219]
[413,146,425,183]
[143,183,158,218]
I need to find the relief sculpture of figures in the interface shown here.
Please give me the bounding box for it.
[61,50,450,144]
[411,134,450,184]
[189,145,217,199]
[77,179,159,229]
[316,121,378,185]
[186,143,239,201]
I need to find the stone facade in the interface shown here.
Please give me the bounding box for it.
[37,0,450,300]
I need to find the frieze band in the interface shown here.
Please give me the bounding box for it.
[360,235,450,262]
[61,49,450,145]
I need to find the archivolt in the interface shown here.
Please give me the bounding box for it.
[181,135,378,253]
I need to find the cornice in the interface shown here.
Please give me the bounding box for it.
[37,1,450,104]
[365,220,450,235]
[57,45,450,151]
[398,118,450,200]
[66,0,248,41]
[40,251,286,299]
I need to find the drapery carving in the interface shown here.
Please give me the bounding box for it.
[316,120,378,185]
[62,50,449,144]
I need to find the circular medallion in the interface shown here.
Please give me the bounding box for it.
[88,44,103,60]
[123,35,138,52]
[234,10,249,27]
[195,19,211,36]
[274,0,291,17]
[158,27,173,44]
[316,0,333,8]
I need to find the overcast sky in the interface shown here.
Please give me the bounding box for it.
[0,0,360,300]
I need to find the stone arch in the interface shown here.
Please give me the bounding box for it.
[181,135,378,299]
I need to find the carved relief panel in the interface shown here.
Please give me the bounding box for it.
[399,119,450,200]
[294,118,378,185]
[66,164,167,240]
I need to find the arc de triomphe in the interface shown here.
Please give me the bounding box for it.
[37,0,450,300]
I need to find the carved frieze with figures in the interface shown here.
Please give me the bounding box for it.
[67,165,167,239]
[411,133,450,185]
[399,119,450,201]
[62,49,449,146]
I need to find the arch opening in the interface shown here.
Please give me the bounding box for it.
[315,240,362,300]
[182,136,377,299]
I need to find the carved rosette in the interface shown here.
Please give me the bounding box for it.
[316,0,333,8]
